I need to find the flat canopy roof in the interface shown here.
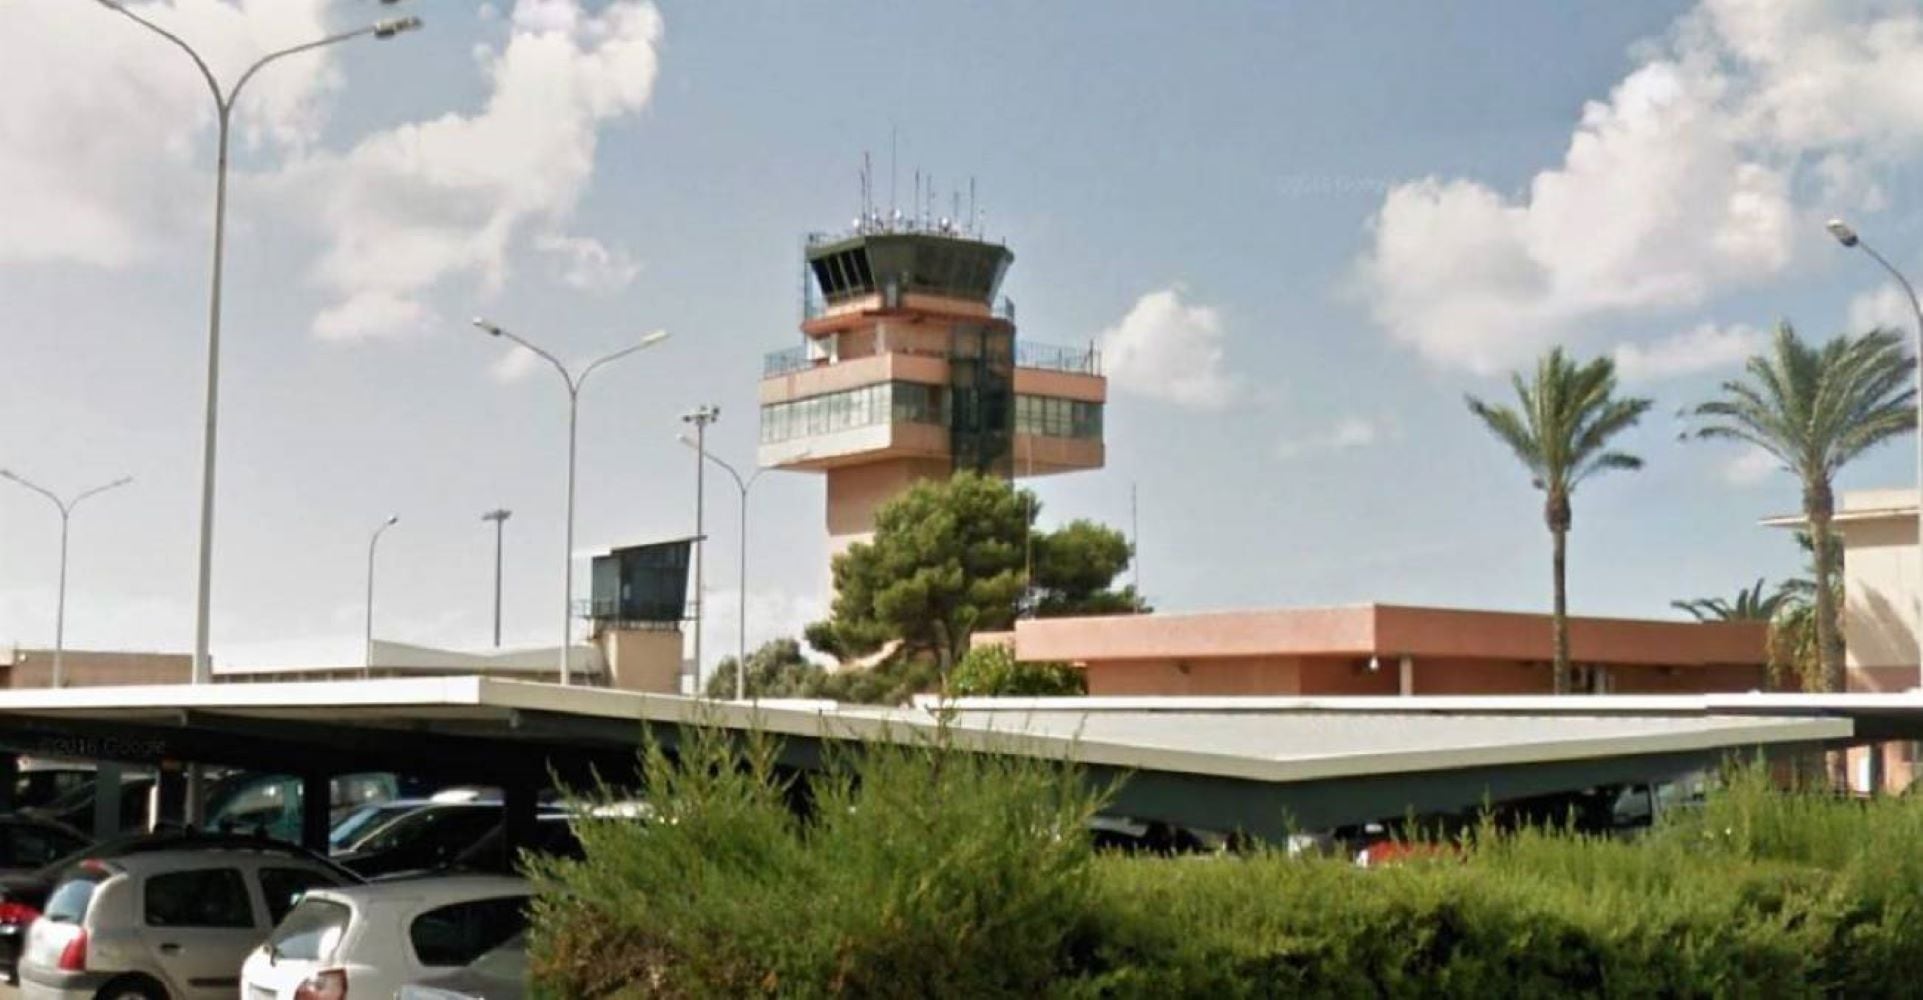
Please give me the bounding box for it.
[0,679,1860,837]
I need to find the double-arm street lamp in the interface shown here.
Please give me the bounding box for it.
[0,471,133,688]
[676,436,773,700]
[474,319,670,684]
[1827,219,1923,691]
[93,0,424,685]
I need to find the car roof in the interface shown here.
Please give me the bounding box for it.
[92,848,345,876]
[303,874,529,904]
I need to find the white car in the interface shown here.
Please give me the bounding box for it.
[240,875,529,1000]
[17,847,350,1000]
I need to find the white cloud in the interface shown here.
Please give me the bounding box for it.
[0,0,342,267]
[312,291,432,342]
[1356,0,1923,373]
[1721,447,1781,487]
[1097,287,1236,409]
[1275,415,1394,461]
[1613,322,1766,380]
[489,346,545,384]
[1849,284,1919,332]
[287,0,664,339]
[536,234,642,292]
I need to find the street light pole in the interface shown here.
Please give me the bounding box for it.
[93,1,424,686]
[482,509,512,647]
[0,471,133,688]
[364,515,399,677]
[473,319,669,684]
[676,438,772,700]
[1828,220,1923,693]
[681,406,720,693]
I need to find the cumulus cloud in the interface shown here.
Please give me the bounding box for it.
[0,0,341,267]
[286,1,664,340]
[1849,284,1920,333]
[536,234,642,292]
[1356,0,1923,373]
[1275,415,1395,461]
[1720,446,1781,487]
[1613,322,1766,380]
[1097,287,1236,409]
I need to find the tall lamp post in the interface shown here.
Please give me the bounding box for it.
[1827,219,1923,693]
[680,406,720,693]
[482,509,512,647]
[0,471,132,688]
[473,319,669,684]
[364,515,399,677]
[676,437,773,700]
[93,0,424,686]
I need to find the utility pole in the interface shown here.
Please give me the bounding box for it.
[682,405,720,691]
[482,509,512,647]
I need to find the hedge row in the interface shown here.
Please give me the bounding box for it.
[528,734,1923,998]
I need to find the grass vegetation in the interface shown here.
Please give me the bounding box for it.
[530,730,1923,998]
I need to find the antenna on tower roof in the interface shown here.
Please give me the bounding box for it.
[913,169,921,231]
[969,176,977,236]
[889,126,898,226]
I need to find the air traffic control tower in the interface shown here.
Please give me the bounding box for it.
[759,216,1106,557]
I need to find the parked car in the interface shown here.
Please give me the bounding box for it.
[204,771,410,843]
[397,931,529,1000]
[447,813,586,874]
[335,804,558,879]
[25,774,157,836]
[17,845,354,999]
[0,818,92,982]
[11,760,98,813]
[0,830,354,986]
[329,798,432,853]
[241,875,530,1000]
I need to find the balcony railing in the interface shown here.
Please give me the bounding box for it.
[1015,341,1102,376]
[764,339,1104,379]
[764,345,815,377]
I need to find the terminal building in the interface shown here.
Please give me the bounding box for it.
[758,219,1105,556]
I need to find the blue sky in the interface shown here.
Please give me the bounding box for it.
[2,0,1921,676]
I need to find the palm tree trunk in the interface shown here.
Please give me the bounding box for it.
[1547,495,1572,694]
[1806,483,1845,692]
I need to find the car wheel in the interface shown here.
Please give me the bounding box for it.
[95,976,167,1000]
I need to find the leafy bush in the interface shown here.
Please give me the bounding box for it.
[533,740,1923,998]
[950,643,1086,697]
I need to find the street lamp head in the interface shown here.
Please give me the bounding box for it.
[482,508,512,523]
[384,514,400,527]
[639,330,670,348]
[1827,219,1860,247]
[373,15,423,38]
[472,317,505,337]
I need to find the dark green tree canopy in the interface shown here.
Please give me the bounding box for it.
[704,638,828,700]
[806,472,1144,676]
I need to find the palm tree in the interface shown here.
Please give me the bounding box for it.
[1686,323,1915,694]
[1671,578,1791,622]
[1468,349,1653,692]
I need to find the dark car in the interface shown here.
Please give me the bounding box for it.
[336,803,521,878]
[22,772,157,835]
[0,827,356,982]
[447,813,586,874]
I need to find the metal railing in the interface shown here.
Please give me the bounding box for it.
[764,345,816,377]
[1015,340,1101,376]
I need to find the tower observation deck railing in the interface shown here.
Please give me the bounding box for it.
[762,340,1102,379]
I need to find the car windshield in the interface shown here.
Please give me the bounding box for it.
[267,897,352,962]
[331,803,418,851]
[356,806,491,854]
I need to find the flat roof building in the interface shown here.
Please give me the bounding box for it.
[978,604,1769,698]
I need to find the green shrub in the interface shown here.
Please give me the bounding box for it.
[950,643,1086,697]
[533,742,1923,998]
[529,723,1106,997]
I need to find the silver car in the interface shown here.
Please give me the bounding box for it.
[18,847,347,1000]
